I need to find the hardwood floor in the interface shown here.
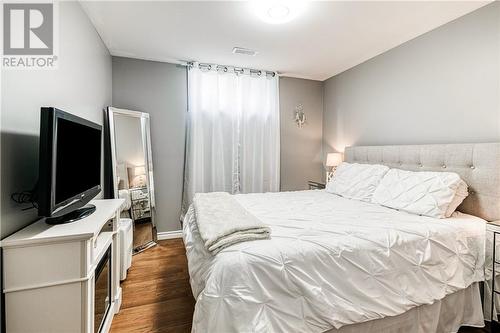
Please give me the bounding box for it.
[111,239,490,333]
[110,239,195,333]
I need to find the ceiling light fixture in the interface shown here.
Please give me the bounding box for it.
[268,4,290,19]
[251,0,306,25]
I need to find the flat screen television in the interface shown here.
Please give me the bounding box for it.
[38,107,102,224]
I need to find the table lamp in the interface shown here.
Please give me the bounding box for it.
[326,153,343,182]
[131,165,146,188]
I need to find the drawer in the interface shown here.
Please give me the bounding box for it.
[4,241,86,292]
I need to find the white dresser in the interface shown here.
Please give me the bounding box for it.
[2,199,124,333]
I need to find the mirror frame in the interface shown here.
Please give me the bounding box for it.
[106,106,158,251]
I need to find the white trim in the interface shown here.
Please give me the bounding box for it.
[4,275,90,294]
[114,287,122,314]
[157,230,183,240]
[101,299,117,333]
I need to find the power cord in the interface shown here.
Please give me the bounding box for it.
[11,182,38,211]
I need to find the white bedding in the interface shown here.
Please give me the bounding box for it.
[372,168,468,218]
[182,190,486,333]
[193,192,270,254]
[326,162,389,202]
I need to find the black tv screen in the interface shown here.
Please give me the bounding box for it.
[55,117,101,204]
[38,107,102,219]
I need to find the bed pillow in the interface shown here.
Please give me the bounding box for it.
[445,179,469,217]
[326,162,390,202]
[372,168,469,218]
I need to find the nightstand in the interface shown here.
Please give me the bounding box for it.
[308,181,325,190]
[130,186,151,221]
[487,221,500,329]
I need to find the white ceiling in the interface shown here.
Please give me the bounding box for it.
[81,1,490,81]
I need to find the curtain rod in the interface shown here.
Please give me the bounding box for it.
[184,61,277,77]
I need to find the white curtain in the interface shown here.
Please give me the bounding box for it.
[184,66,280,206]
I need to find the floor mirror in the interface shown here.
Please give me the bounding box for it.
[106,106,157,254]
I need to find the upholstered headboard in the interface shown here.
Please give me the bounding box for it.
[344,143,500,221]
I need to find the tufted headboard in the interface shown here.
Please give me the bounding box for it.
[344,143,500,221]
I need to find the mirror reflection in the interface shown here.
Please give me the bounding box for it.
[109,107,157,254]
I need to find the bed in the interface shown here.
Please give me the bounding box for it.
[183,143,500,333]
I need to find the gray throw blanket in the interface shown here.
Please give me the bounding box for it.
[193,192,271,255]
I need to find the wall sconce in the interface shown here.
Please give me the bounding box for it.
[326,153,343,182]
[294,103,306,128]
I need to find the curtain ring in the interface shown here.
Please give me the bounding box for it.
[249,69,261,76]
[217,65,228,73]
[196,63,275,77]
[199,64,212,71]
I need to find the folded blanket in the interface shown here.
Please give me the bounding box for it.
[193,192,271,254]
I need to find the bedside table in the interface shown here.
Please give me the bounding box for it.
[130,186,151,221]
[487,221,500,329]
[308,181,325,190]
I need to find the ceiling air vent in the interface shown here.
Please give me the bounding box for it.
[232,47,258,56]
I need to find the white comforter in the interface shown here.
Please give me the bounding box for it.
[182,190,485,333]
[193,192,271,254]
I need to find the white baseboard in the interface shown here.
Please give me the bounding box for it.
[157,230,183,240]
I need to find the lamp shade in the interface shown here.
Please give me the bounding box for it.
[134,165,146,176]
[326,153,343,167]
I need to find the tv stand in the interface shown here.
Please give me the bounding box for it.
[46,204,97,225]
[2,199,124,333]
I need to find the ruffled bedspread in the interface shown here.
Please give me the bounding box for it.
[183,190,485,333]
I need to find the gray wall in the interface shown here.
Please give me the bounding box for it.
[323,2,500,155]
[112,57,187,233]
[280,77,324,190]
[1,1,112,239]
[112,59,325,232]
